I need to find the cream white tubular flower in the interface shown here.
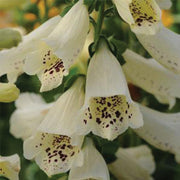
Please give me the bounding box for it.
[25,0,89,92]
[113,0,161,35]
[24,132,83,176]
[38,77,85,136]
[79,41,143,141]
[156,0,172,9]
[69,138,110,180]
[136,25,180,74]
[122,49,180,108]
[135,104,180,162]
[10,93,53,140]
[0,154,20,180]
[0,15,61,83]
[109,145,155,180]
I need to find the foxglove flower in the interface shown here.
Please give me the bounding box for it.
[69,138,110,180]
[136,25,180,74]
[24,0,89,92]
[24,132,83,176]
[109,145,155,180]
[79,41,143,140]
[38,77,85,136]
[0,83,19,103]
[113,0,161,34]
[122,49,180,108]
[0,154,20,180]
[0,15,61,83]
[156,0,172,9]
[135,104,180,163]
[10,93,53,140]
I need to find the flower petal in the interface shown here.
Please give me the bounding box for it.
[135,103,180,161]
[136,25,180,74]
[10,93,53,140]
[113,0,161,34]
[81,42,143,140]
[109,145,155,180]
[0,154,20,180]
[122,49,180,107]
[0,15,61,81]
[38,77,85,136]
[23,133,83,176]
[69,138,110,180]
[24,42,68,92]
[44,0,89,70]
[156,0,172,9]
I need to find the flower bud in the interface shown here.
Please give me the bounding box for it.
[0,83,20,103]
[0,28,22,49]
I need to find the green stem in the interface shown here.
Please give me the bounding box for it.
[93,1,105,51]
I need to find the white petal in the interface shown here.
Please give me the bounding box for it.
[0,154,20,180]
[109,145,155,180]
[44,0,89,70]
[0,16,61,81]
[24,42,68,92]
[23,15,61,44]
[135,103,180,160]
[136,25,180,74]
[154,94,176,109]
[38,77,85,136]
[113,0,161,35]
[10,93,53,140]
[81,42,143,140]
[69,138,110,180]
[156,0,172,9]
[122,49,180,106]
[119,145,155,174]
[23,132,83,176]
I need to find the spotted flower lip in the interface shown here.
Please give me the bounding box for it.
[113,0,161,35]
[0,15,61,83]
[156,0,172,9]
[78,41,143,141]
[109,145,155,180]
[69,138,110,180]
[122,49,180,108]
[38,77,85,136]
[136,24,180,74]
[10,93,53,140]
[135,103,180,163]
[23,132,84,176]
[0,154,20,180]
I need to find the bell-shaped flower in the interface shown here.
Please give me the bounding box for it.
[112,0,161,34]
[78,41,143,141]
[69,138,110,180]
[24,132,83,176]
[0,15,61,83]
[0,154,20,180]
[156,0,172,9]
[38,77,85,136]
[24,0,89,92]
[122,49,180,108]
[136,25,180,74]
[135,103,180,163]
[108,145,155,180]
[10,93,53,140]
[0,83,19,103]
